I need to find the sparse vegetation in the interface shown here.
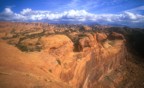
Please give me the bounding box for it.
[1,22,144,88]
[16,44,29,52]
[108,40,115,46]
[48,69,52,73]
[56,59,61,65]
[78,34,86,38]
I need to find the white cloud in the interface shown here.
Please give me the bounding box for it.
[21,8,32,15]
[4,8,13,14]
[125,12,137,19]
[0,8,144,27]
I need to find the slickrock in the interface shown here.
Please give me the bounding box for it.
[0,22,144,88]
[96,32,107,42]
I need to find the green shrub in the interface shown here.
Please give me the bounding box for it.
[16,44,28,52]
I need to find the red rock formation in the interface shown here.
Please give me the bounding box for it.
[96,32,107,42]
[82,26,92,31]
[109,32,125,40]
[0,22,144,88]
[78,33,97,51]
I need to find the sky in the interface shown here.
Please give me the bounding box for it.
[0,0,144,27]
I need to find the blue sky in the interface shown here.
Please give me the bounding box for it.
[0,0,144,27]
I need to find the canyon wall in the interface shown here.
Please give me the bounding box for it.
[0,22,144,88]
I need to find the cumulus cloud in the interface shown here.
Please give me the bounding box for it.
[0,8,144,27]
[21,8,32,15]
[4,8,13,14]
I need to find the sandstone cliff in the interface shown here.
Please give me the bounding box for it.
[0,22,144,88]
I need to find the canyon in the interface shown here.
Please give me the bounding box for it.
[0,22,144,88]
